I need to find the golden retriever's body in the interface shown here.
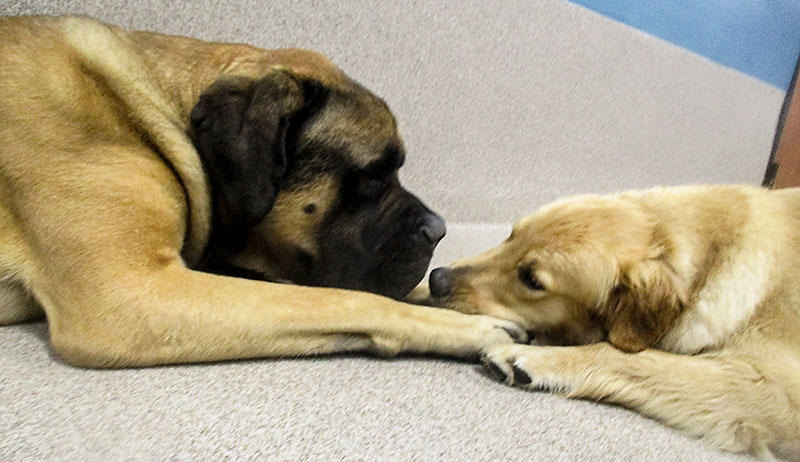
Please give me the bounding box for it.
[432,185,800,460]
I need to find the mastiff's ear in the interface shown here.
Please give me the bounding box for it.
[190,69,325,227]
[604,259,686,353]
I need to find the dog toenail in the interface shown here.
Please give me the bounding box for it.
[485,361,508,383]
[512,365,532,385]
[502,327,524,343]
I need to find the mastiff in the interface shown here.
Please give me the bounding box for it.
[0,16,523,367]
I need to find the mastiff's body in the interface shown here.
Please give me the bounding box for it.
[0,16,521,367]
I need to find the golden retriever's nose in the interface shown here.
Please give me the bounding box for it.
[429,267,453,298]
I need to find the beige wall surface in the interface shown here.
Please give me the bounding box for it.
[2,0,785,225]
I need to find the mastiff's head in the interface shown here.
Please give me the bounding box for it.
[190,67,444,299]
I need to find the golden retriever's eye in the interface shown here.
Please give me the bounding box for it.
[518,265,545,291]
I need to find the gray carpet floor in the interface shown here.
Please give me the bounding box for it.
[0,225,755,462]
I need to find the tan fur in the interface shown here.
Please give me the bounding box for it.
[435,185,800,460]
[226,176,341,279]
[0,16,524,367]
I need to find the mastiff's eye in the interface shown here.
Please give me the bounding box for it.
[518,265,545,291]
[358,177,387,198]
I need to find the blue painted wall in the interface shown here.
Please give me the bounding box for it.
[569,0,800,90]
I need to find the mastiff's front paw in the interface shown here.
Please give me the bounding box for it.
[433,314,528,360]
[475,316,528,348]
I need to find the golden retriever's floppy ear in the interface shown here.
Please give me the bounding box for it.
[605,259,685,352]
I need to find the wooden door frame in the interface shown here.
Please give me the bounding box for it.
[763,52,800,188]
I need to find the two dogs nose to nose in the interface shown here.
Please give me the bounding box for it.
[419,214,446,244]
[429,266,453,298]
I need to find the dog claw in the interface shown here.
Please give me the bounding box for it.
[502,326,527,343]
[511,364,532,385]
[483,359,508,383]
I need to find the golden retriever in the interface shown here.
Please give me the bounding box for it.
[425,185,800,460]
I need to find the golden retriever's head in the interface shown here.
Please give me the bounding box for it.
[427,194,686,352]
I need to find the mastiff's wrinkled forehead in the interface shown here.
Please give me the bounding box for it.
[191,66,444,299]
[302,83,399,163]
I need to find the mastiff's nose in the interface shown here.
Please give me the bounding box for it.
[419,214,447,245]
[429,266,453,298]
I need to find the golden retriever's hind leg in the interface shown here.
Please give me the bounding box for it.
[0,279,44,325]
[482,343,790,459]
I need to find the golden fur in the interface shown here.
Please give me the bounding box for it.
[0,16,524,367]
[432,185,800,460]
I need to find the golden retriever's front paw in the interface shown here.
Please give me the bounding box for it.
[481,344,576,394]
